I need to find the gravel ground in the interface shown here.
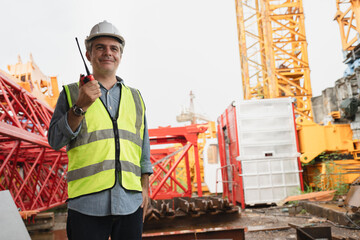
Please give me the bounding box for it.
[30,206,360,239]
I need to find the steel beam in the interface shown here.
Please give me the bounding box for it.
[143,226,245,240]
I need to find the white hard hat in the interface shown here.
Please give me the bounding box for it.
[85,20,125,47]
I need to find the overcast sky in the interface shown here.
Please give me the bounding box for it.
[0,0,345,129]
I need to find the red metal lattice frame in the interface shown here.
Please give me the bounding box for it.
[149,125,207,200]
[0,72,68,212]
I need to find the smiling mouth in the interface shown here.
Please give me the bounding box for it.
[101,60,114,63]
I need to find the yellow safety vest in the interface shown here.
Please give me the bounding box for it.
[64,82,145,199]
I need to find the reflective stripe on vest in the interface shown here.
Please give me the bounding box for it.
[64,82,145,199]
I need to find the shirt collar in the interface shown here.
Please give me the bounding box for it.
[98,76,123,90]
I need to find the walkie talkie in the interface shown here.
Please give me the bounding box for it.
[75,37,94,85]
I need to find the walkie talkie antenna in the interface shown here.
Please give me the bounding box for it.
[75,37,91,76]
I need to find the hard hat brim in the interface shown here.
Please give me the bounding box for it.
[86,33,125,46]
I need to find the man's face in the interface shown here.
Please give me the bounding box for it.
[86,37,122,76]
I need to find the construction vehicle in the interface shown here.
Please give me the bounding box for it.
[300,0,360,188]
[299,1,360,163]
[298,1,360,165]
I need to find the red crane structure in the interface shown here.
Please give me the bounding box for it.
[149,124,207,200]
[0,71,68,213]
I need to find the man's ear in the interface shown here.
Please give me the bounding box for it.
[86,51,91,61]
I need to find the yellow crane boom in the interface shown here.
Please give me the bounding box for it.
[235,0,313,119]
[334,0,360,53]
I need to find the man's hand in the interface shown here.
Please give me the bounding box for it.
[76,78,102,111]
[67,77,101,132]
[140,174,150,223]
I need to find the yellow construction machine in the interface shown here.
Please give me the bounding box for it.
[297,0,360,188]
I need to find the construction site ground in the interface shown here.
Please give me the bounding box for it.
[28,201,360,240]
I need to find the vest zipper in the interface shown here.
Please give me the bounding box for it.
[99,92,122,186]
[112,118,121,173]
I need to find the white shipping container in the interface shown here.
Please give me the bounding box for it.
[234,98,302,205]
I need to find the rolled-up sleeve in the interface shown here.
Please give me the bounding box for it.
[140,116,153,175]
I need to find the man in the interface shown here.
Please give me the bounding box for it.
[48,20,153,240]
